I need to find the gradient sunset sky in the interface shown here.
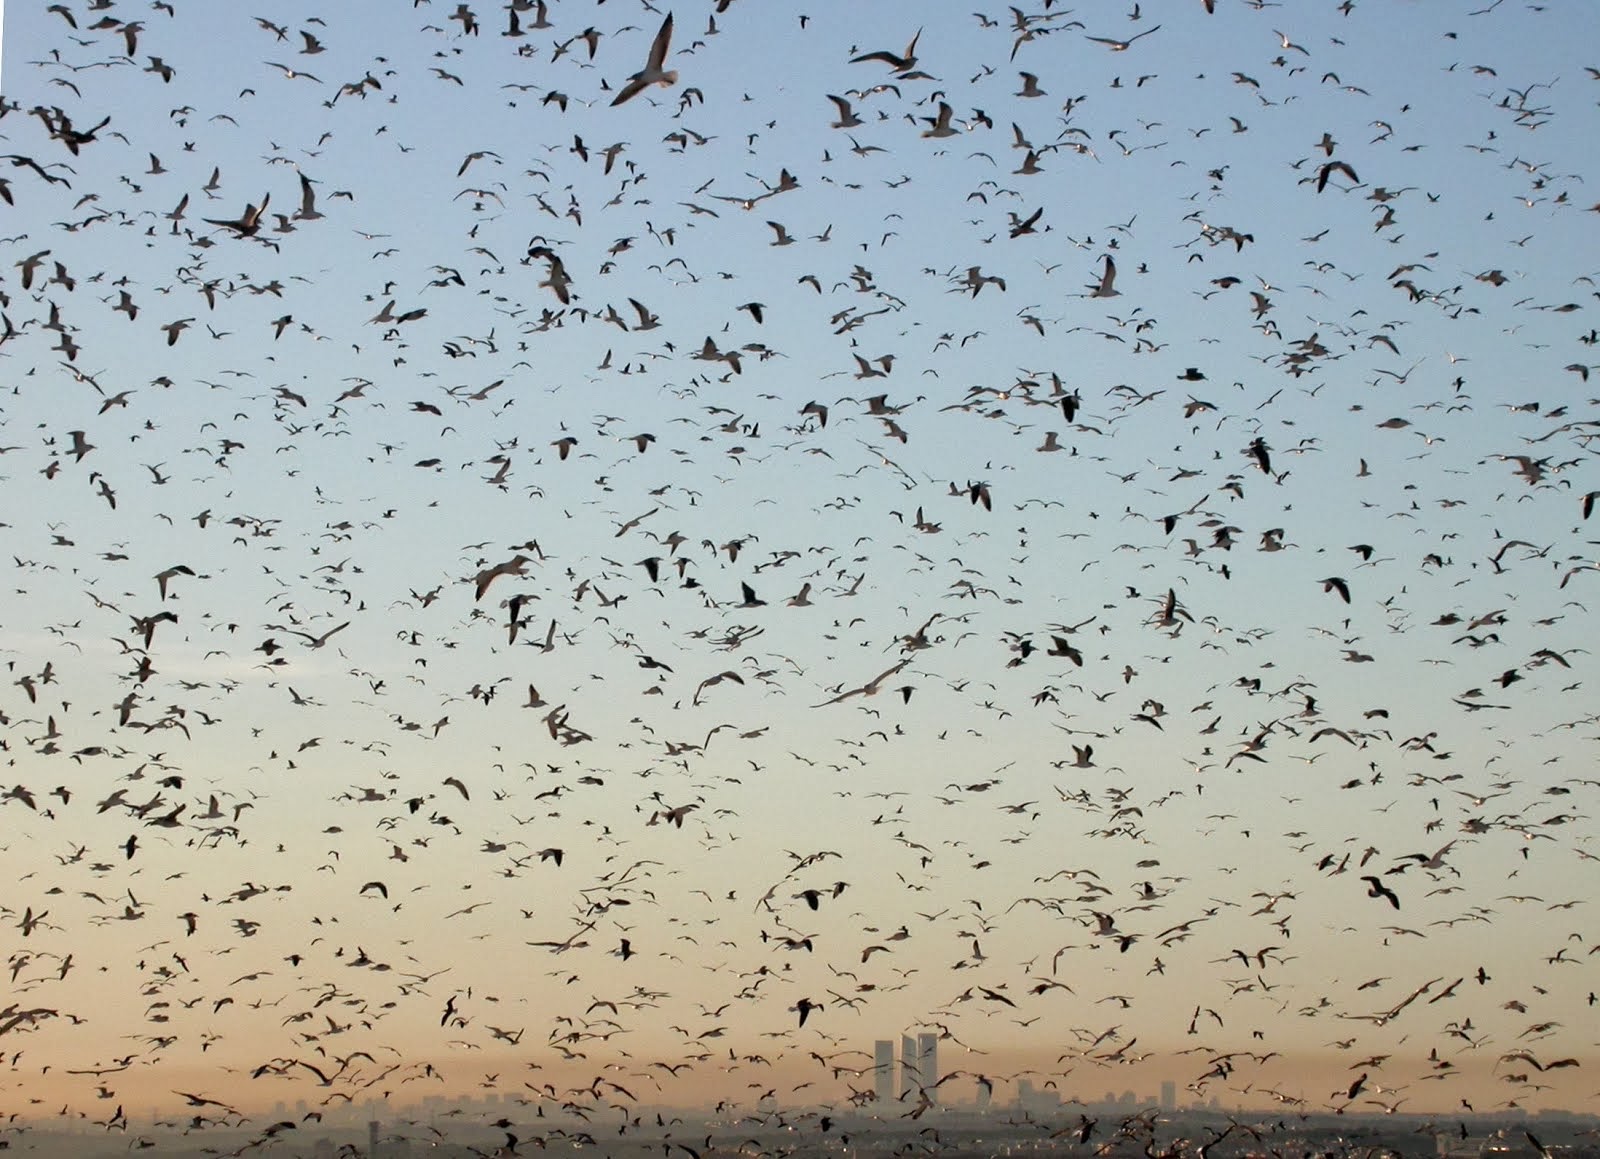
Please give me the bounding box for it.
[2,0,1599,1144]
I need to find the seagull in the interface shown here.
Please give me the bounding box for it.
[850,29,921,74]
[826,94,863,128]
[1085,24,1161,50]
[1360,875,1401,910]
[264,61,322,83]
[610,14,678,107]
[1087,255,1120,297]
[203,195,270,237]
[294,171,321,221]
[921,102,959,138]
[160,318,196,345]
[1316,160,1359,192]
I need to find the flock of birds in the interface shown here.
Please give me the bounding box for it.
[3,0,1600,1153]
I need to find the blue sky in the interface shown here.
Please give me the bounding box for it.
[2,0,1599,1137]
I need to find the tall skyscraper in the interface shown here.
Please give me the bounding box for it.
[873,1040,895,1107]
[1160,1080,1176,1111]
[900,1034,918,1099]
[918,1032,939,1104]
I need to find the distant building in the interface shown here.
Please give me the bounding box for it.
[1160,1081,1176,1111]
[1016,1079,1060,1114]
[874,1040,896,1106]
[874,1032,941,1106]
[918,1033,939,1104]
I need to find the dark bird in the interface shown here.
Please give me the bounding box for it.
[1361,876,1400,910]
[851,29,922,74]
[1316,160,1359,193]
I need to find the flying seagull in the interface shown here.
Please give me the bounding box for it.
[611,14,678,107]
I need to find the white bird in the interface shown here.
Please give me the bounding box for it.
[921,102,959,139]
[610,13,677,107]
[1088,255,1120,298]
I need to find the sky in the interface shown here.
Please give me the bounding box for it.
[2,0,1600,1147]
